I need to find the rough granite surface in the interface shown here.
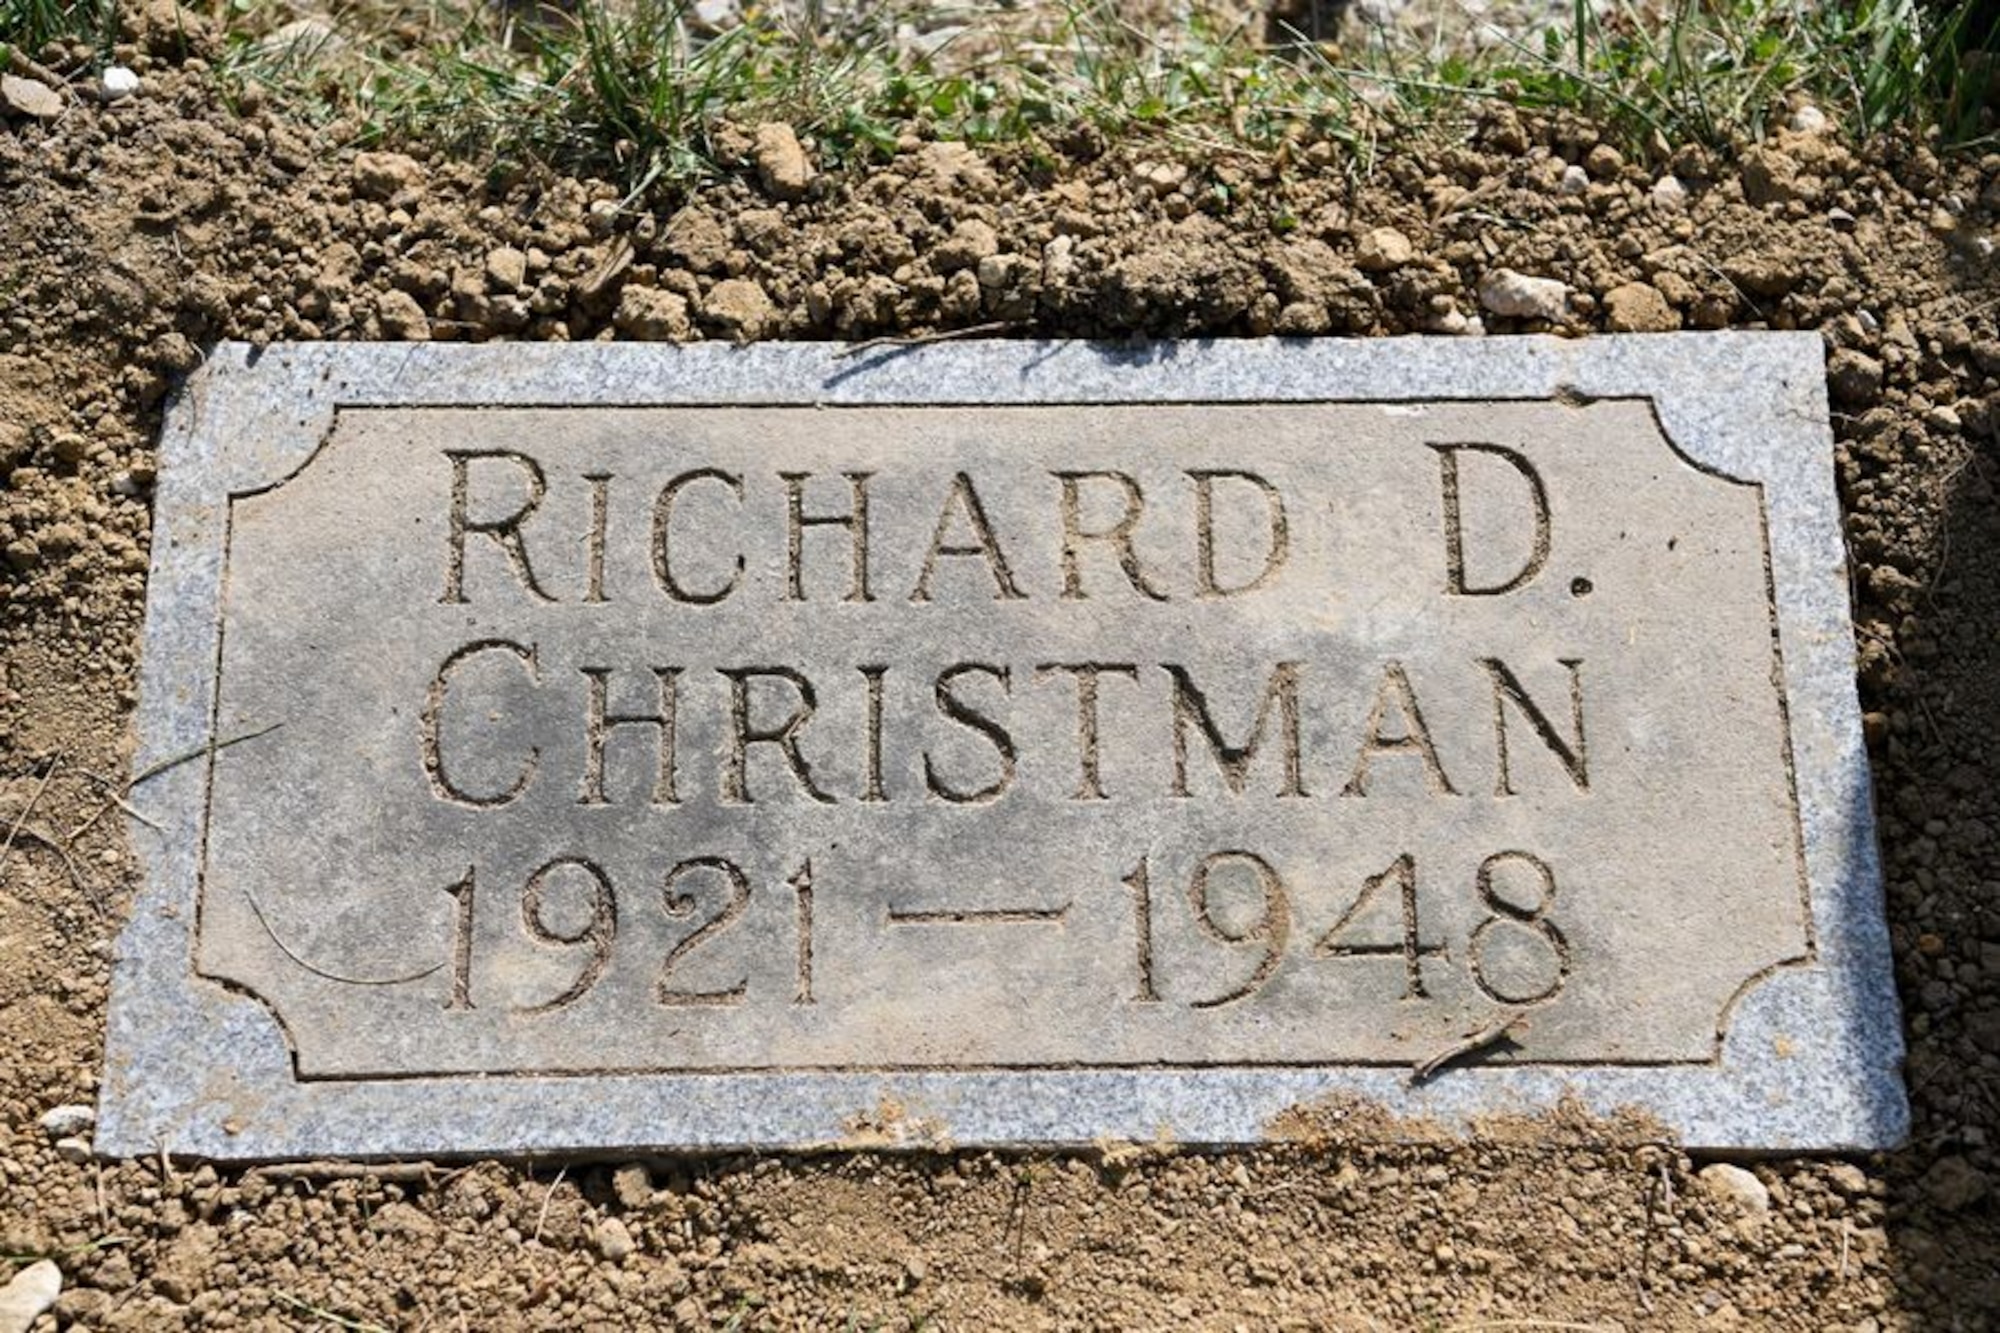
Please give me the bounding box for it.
[96,335,1907,1159]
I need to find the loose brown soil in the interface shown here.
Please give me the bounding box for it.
[2,16,1998,1330]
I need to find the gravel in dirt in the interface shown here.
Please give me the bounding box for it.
[1,22,1998,1328]
[0,75,64,122]
[0,1260,61,1333]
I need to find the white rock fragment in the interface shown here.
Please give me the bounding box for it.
[0,1259,61,1333]
[101,66,140,101]
[1559,164,1589,195]
[1651,174,1688,211]
[1787,104,1830,135]
[1477,269,1570,321]
[1041,234,1077,288]
[38,1104,94,1138]
[54,1137,91,1164]
[1697,1162,1771,1215]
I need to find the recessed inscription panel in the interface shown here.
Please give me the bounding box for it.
[195,400,1808,1079]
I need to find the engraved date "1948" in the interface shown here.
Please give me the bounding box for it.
[1124,849,1573,1010]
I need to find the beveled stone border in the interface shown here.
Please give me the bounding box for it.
[98,335,1907,1158]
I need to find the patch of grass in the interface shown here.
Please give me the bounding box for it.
[0,0,117,61]
[211,0,1996,198]
[221,1,920,191]
[1467,0,2000,150]
[1832,0,1999,142]
[219,0,1408,189]
[1015,3,1384,159]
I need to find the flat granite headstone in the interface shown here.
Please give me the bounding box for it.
[99,335,1907,1158]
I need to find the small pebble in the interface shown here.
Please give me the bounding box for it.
[0,73,63,120]
[38,1104,94,1138]
[1698,1163,1770,1215]
[101,66,140,101]
[1478,268,1570,321]
[0,1260,61,1333]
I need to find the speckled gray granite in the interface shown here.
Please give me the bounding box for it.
[97,335,1906,1158]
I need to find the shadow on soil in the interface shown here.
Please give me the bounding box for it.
[1862,270,2000,1320]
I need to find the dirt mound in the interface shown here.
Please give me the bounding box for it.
[2,51,1998,1330]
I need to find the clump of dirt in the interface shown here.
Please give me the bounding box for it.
[2,20,1998,1329]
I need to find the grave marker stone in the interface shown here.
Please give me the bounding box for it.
[99,336,1907,1157]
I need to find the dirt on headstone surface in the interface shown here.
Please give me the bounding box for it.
[0,46,1997,1333]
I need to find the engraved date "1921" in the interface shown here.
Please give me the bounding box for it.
[441,856,816,1013]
